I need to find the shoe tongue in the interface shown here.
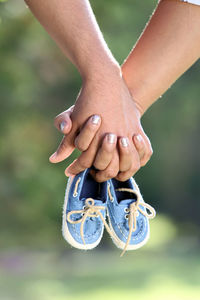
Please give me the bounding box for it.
[118,199,136,206]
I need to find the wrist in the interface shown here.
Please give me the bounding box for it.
[121,66,154,117]
[82,58,121,84]
[127,89,146,117]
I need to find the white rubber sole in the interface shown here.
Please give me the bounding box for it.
[107,210,150,251]
[62,176,104,250]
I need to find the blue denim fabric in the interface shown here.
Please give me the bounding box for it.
[63,169,107,247]
[107,177,150,248]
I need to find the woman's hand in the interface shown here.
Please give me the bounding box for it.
[50,74,153,181]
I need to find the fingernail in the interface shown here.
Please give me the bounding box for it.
[107,133,116,144]
[91,115,100,125]
[65,167,74,177]
[65,171,72,177]
[121,137,129,147]
[49,152,57,160]
[60,121,67,132]
[135,134,143,142]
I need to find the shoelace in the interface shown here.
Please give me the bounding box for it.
[68,177,155,256]
[67,198,114,245]
[115,188,156,257]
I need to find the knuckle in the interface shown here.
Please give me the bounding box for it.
[103,144,115,154]
[118,173,129,182]
[146,139,153,155]
[101,147,114,157]
[78,158,91,169]
[95,175,104,183]
[94,171,106,183]
[148,147,153,157]
[140,159,147,167]
[141,147,153,165]
[106,169,118,179]
[75,139,87,152]
[88,121,100,131]
[93,161,105,171]
[130,161,140,174]
[120,144,130,154]
[141,151,152,166]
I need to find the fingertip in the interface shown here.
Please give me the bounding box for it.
[60,120,72,134]
[133,134,144,146]
[54,110,73,134]
[65,169,73,177]
[49,152,57,163]
[59,121,67,132]
[90,115,101,126]
[119,137,129,148]
[65,163,75,176]
[106,133,117,145]
[115,173,128,182]
[92,173,104,183]
[65,166,72,176]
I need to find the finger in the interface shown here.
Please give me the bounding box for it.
[49,133,76,163]
[54,105,74,134]
[93,133,116,170]
[133,134,153,167]
[74,115,101,151]
[65,135,100,176]
[93,150,119,182]
[115,147,140,181]
[118,137,132,172]
[133,134,146,161]
[65,155,92,177]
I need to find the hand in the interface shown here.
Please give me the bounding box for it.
[50,73,153,181]
[52,106,152,181]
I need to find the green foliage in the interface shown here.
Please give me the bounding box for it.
[1,240,200,300]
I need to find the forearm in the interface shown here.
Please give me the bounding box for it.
[122,0,200,115]
[25,0,120,80]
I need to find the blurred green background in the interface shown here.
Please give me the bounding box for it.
[0,0,200,299]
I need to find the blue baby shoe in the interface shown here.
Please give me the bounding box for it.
[62,169,109,250]
[107,177,156,256]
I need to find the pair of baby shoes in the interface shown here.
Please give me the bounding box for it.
[62,168,156,256]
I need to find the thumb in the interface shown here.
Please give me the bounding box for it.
[49,134,75,163]
[54,105,74,135]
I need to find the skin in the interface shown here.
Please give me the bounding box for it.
[54,107,149,182]
[25,0,200,181]
[25,0,152,182]
[52,0,200,181]
[51,76,150,181]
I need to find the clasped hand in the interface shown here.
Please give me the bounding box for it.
[49,73,152,182]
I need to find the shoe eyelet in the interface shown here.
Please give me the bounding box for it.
[124,208,129,213]
[83,205,86,210]
[125,214,129,220]
[81,212,85,216]
[73,192,78,197]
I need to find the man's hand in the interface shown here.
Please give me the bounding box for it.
[50,74,153,182]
